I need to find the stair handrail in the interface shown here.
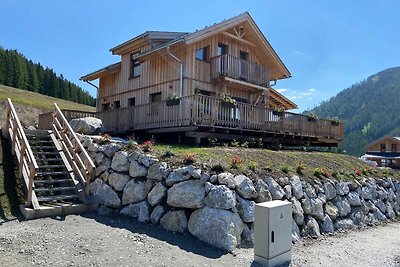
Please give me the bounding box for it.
[5,98,39,208]
[51,103,95,194]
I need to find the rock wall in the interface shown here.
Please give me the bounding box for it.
[82,138,400,251]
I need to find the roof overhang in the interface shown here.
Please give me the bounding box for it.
[80,62,121,82]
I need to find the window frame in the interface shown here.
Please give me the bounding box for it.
[195,46,209,62]
[128,97,136,107]
[130,52,141,78]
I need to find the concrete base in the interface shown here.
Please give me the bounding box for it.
[254,250,292,267]
[20,203,98,220]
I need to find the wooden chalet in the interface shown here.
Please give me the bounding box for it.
[80,12,343,146]
[363,136,400,168]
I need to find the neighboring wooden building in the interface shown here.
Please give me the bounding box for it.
[363,136,400,168]
[80,12,343,146]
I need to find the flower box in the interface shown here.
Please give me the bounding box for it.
[166,98,180,106]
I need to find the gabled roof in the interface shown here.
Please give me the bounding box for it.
[110,31,189,55]
[80,62,121,82]
[366,136,400,151]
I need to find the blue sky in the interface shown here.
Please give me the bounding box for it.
[1,1,399,111]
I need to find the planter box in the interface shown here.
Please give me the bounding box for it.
[166,99,180,106]
[221,102,236,108]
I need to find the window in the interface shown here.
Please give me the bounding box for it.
[102,103,110,111]
[130,52,141,78]
[195,46,209,61]
[240,51,248,60]
[128,97,136,106]
[392,143,397,152]
[150,92,162,103]
[380,143,386,152]
[114,100,121,109]
[239,51,249,80]
[217,43,228,55]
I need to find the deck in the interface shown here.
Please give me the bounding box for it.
[96,94,343,146]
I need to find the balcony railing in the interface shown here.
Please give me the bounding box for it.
[97,94,344,142]
[210,54,269,86]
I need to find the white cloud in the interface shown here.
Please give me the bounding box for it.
[308,88,316,92]
[276,88,287,93]
[285,88,317,101]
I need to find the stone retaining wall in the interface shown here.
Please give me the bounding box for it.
[82,137,400,251]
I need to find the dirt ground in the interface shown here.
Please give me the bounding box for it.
[0,213,399,267]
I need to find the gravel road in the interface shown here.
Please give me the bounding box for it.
[0,213,399,267]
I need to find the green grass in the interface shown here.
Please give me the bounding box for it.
[150,143,400,182]
[0,84,95,111]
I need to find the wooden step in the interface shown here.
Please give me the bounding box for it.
[34,178,72,184]
[33,151,60,155]
[37,194,78,202]
[36,158,63,162]
[37,171,69,176]
[39,165,65,169]
[34,186,75,193]
[30,146,57,150]
[28,140,54,144]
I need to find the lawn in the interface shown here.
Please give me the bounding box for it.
[150,143,400,183]
[0,84,95,112]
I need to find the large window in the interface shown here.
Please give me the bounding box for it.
[195,46,209,61]
[128,97,136,106]
[130,52,141,78]
[380,143,386,152]
[102,103,110,111]
[217,43,228,56]
[114,100,121,109]
[150,92,162,103]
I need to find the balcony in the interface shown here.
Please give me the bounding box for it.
[210,54,269,86]
[94,95,343,145]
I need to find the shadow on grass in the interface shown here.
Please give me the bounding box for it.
[0,135,24,222]
[81,211,228,259]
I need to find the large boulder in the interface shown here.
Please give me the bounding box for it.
[99,143,122,158]
[204,185,236,209]
[70,117,105,135]
[335,182,350,196]
[323,182,337,200]
[347,191,362,207]
[291,197,304,225]
[147,162,169,181]
[111,151,129,172]
[129,160,148,178]
[310,198,324,220]
[290,176,303,199]
[236,195,255,222]
[122,179,147,205]
[107,172,130,191]
[325,201,339,221]
[167,180,205,209]
[304,216,321,238]
[234,175,258,199]
[89,178,121,208]
[265,177,285,200]
[218,172,236,189]
[292,219,301,243]
[160,210,188,233]
[165,165,200,186]
[255,179,272,203]
[120,201,150,223]
[304,183,317,198]
[334,219,355,230]
[188,206,244,251]
[320,214,334,233]
[150,205,167,224]
[333,196,351,218]
[147,182,168,206]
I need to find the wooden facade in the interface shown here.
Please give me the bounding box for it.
[80,12,343,146]
[363,136,400,168]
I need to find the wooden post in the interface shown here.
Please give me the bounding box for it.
[11,122,17,155]
[19,143,26,178]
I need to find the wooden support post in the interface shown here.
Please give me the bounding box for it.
[11,122,17,155]
[18,143,26,178]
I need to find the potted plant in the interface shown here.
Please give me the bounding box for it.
[272,106,285,116]
[166,94,180,106]
[328,117,341,126]
[194,86,201,95]
[221,94,237,108]
[307,112,319,122]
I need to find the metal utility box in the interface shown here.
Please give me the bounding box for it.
[254,200,292,267]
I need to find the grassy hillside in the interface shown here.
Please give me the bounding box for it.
[0,84,96,111]
[151,144,400,182]
[309,67,400,156]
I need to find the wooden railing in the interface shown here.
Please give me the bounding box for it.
[51,103,95,194]
[210,54,269,86]
[98,94,344,142]
[39,109,96,130]
[5,98,40,209]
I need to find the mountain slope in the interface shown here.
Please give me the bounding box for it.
[0,47,95,106]
[310,67,400,156]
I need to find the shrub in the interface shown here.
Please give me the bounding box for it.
[183,152,196,165]
[352,168,362,176]
[208,138,218,146]
[211,163,225,173]
[142,140,154,152]
[332,170,339,178]
[281,165,290,174]
[296,162,306,174]
[264,165,272,172]
[314,168,330,178]
[247,161,259,172]
[240,141,249,148]
[125,138,137,151]
[230,139,240,147]
[230,156,243,169]
[362,166,373,175]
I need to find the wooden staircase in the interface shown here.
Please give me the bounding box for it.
[4,99,97,219]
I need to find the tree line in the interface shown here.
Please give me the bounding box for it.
[0,47,95,106]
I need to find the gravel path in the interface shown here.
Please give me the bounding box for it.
[0,213,399,267]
